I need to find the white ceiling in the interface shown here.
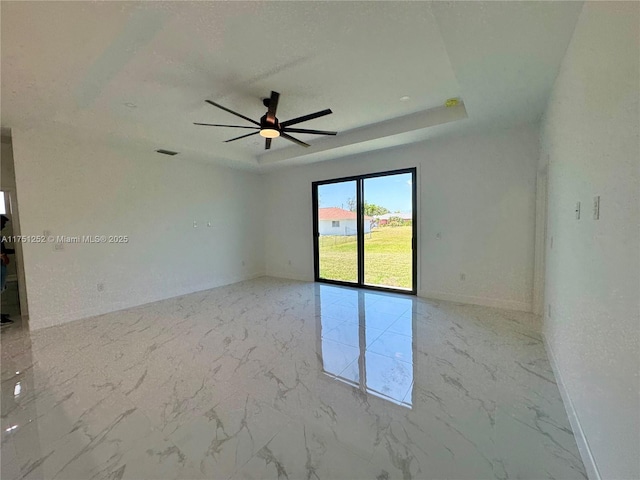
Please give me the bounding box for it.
[1,1,583,171]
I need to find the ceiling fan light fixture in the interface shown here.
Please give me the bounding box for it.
[259,128,280,138]
[196,91,334,149]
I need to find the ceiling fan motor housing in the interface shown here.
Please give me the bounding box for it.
[260,114,279,131]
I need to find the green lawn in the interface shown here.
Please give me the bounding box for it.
[319,226,413,289]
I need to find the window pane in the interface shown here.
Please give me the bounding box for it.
[363,173,413,290]
[317,181,358,283]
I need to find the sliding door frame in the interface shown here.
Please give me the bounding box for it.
[312,167,417,295]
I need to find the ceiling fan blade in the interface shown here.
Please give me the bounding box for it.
[281,109,332,128]
[280,132,310,148]
[283,127,337,135]
[194,123,259,129]
[224,131,259,143]
[265,138,272,150]
[205,100,260,126]
[266,91,280,123]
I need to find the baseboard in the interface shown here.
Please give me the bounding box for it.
[29,271,266,331]
[418,289,532,312]
[543,333,601,480]
[259,277,532,312]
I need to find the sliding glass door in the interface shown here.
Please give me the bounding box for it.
[315,180,358,283]
[313,168,416,294]
[363,172,414,290]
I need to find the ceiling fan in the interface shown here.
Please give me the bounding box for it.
[194,91,337,150]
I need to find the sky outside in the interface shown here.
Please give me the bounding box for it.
[317,173,413,213]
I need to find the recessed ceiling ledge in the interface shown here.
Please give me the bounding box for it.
[257,102,468,166]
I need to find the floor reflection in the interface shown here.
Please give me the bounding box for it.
[316,284,415,407]
[0,278,587,479]
[1,322,43,480]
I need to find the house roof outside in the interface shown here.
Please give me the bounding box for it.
[318,207,372,221]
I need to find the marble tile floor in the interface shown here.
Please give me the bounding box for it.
[0,277,587,480]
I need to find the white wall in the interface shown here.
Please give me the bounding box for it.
[264,123,539,312]
[12,125,265,330]
[540,2,639,479]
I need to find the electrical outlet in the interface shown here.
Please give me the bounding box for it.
[593,196,600,220]
[97,283,105,292]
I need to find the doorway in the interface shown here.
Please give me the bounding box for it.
[1,190,25,324]
[313,168,417,294]
[1,132,29,326]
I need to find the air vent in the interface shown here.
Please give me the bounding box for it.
[156,149,178,156]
